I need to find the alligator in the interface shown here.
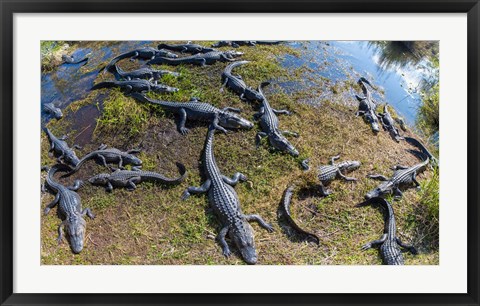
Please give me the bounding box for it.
[365,150,429,200]
[147,50,243,66]
[108,64,179,82]
[103,46,178,72]
[42,164,94,254]
[221,61,263,102]
[404,137,438,167]
[88,162,186,192]
[61,54,88,66]
[317,155,361,196]
[63,144,143,176]
[355,77,380,133]
[377,104,403,142]
[91,79,178,94]
[130,93,253,134]
[212,41,284,48]
[157,42,216,54]
[44,127,81,168]
[182,125,274,264]
[254,82,299,157]
[42,103,63,120]
[358,197,417,265]
[395,116,408,131]
[280,185,320,244]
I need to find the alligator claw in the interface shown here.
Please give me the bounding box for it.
[179,128,190,135]
[361,244,371,251]
[265,224,274,233]
[181,191,190,201]
[223,249,231,257]
[44,207,51,215]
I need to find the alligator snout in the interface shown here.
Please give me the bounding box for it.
[240,247,258,265]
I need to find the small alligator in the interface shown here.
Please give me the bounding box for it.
[221,61,263,102]
[89,162,186,192]
[147,50,243,66]
[358,197,417,265]
[395,116,408,131]
[254,82,299,157]
[130,93,253,134]
[103,46,178,72]
[404,137,439,166]
[108,64,179,81]
[44,127,81,168]
[365,150,429,200]
[212,41,284,48]
[317,155,361,196]
[377,104,403,142]
[157,42,216,54]
[182,125,274,264]
[42,103,63,120]
[355,77,380,133]
[64,144,143,176]
[280,186,320,244]
[43,164,94,254]
[61,54,88,66]
[91,79,178,94]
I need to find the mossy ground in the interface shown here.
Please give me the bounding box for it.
[41,41,439,265]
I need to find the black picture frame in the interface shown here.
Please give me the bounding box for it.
[1,1,478,305]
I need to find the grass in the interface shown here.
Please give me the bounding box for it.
[41,41,439,265]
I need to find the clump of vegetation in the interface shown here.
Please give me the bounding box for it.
[41,41,67,72]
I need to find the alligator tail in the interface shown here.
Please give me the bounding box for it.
[407,149,430,165]
[61,151,96,177]
[405,137,438,165]
[107,64,124,80]
[145,162,187,184]
[91,81,116,91]
[46,164,72,191]
[358,77,377,90]
[104,51,135,73]
[280,185,320,245]
[224,60,250,74]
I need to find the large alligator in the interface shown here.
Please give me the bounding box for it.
[254,82,299,157]
[377,104,403,142]
[130,93,253,134]
[43,164,94,254]
[64,144,143,176]
[317,155,360,196]
[157,42,216,54]
[42,103,63,120]
[355,77,380,133]
[61,54,88,66]
[404,137,439,166]
[221,61,263,102]
[212,41,284,48]
[108,64,179,82]
[44,127,81,168]
[89,162,186,192]
[147,50,243,66]
[182,125,274,264]
[358,197,417,265]
[91,79,178,94]
[280,185,320,244]
[103,46,178,72]
[365,150,429,200]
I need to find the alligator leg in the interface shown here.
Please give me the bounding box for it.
[81,208,96,219]
[361,234,387,250]
[129,51,140,61]
[95,154,109,169]
[73,144,82,150]
[126,179,139,191]
[318,184,332,197]
[212,114,228,134]
[412,172,420,188]
[393,188,403,200]
[177,108,190,135]
[390,165,408,170]
[255,132,267,147]
[44,194,60,215]
[330,155,341,165]
[244,214,274,232]
[367,174,389,181]
[396,238,418,254]
[124,85,133,95]
[282,130,298,137]
[181,179,211,200]
[117,157,125,170]
[222,173,247,186]
[355,111,365,117]
[253,107,265,120]
[239,93,247,101]
[220,78,228,92]
[217,225,231,257]
[272,109,291,116]
[222,107,242,113]
[338,170,357,181]
[68,180,83,191]
[98,143,108,150]
[105,182,114,192]
[56,220,67,243]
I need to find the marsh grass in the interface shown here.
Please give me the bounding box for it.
[41,41,439,265]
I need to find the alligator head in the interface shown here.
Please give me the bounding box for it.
[64,151,81,168]
[365,112,380,133]
[66,217,87,254]
[338,160,361,173]
[88,173,110,186]
[225,50,244,58]
[218,112,254,130]
[124,154,143,167]
[244,88,264,102]
[230,222,257,264]
[159,50,178,59]
[153,84,179,93]
[269,132,299,157]
[365,181,394,200]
